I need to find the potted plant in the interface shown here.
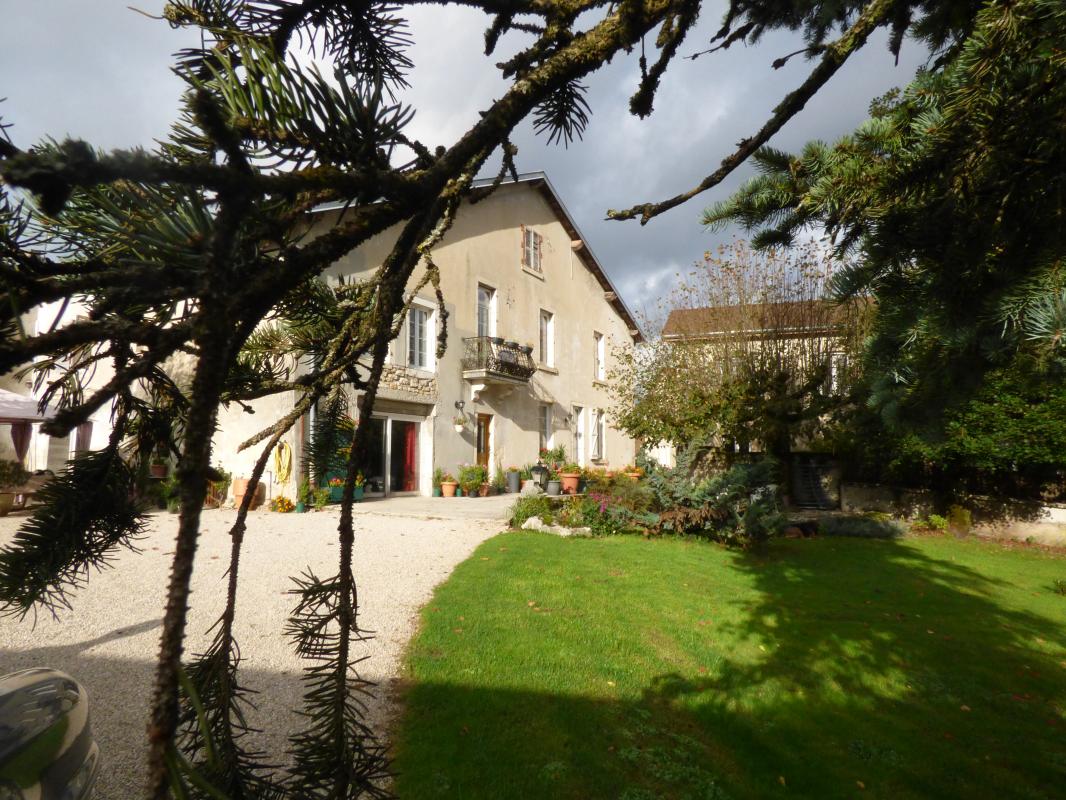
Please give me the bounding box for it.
[353,472,365,502]
[559,462,582,495]
[205,464,231,509]
[492,468,507,495]
[545,475,562,496]
[270,496,295,513]
[440,472,458,497]
[519,343,533,356]
[505,466,521,494]
[432,467,445,497]
[0,460,30,517]
[312,486,330,510]
[458,463,486,497]
[296,478,311,512]
[328,476,345,503]
[149,446,169,479]
[623,465,643,482]
[452,414,467,433]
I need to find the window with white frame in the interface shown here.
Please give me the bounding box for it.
[539,404,552,451]
[593,332,605,381]
[477,284,496,338]
[539,309,554,367]
[572,405,585,464]
[522,227,543,272]
[407,306,430,369]
[591,408,605,460]
[828,351,849,394]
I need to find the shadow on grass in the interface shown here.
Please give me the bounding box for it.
[396,537,1066,799]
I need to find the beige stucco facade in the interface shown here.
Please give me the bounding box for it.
[212,173,640,500]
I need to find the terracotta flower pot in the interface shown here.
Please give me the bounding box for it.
[149,462,168,479]
[232,479,265,510]
[479,482,492,497]
[441,481,458,497]
[559,472,581,495]
[625,471,641,482]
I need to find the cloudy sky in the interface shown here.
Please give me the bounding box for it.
[1,1,928,323]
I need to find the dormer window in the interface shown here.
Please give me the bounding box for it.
[521,226,543,273]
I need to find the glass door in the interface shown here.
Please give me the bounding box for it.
[388,419,420,493]
[355,417,387,495]
[476,414,492,470]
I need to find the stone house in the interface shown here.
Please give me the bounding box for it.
[212,172,642,498]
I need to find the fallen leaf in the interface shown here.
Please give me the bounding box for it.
[856,781,866,790]
[778,776,786,787]
[960,705,971,712]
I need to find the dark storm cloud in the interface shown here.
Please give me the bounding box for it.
[2,1,928,320]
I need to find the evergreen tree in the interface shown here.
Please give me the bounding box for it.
[0,1,996,796]
[704,0,1066,431]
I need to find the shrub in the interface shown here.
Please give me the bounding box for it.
[947,504,972,534]
[649,458,784,548]
[312,487,330,510]
[0,459,30,490]
[1052,579,1066,596]
[510,495,553,528]
[271,496,295,513]
[818,516,904,539]
[458,463,487,494]
[916,514,948,532]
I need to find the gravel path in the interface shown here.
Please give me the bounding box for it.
[0,503,504,798]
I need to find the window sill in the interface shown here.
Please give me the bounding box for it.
[522,266,545,281]
[402,366,437,379]
[537,364,559,375]
[592,379,608,388]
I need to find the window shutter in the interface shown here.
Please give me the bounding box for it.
[520,225,528,268]
[534,231,542,270]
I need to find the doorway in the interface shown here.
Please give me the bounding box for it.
[573,406,585,465]
[350,415,422,495]
[476,414,492,470]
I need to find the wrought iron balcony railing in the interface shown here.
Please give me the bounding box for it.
[461,336,536,382]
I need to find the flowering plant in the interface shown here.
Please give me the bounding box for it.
[270,496,295,513]
[328,477,344,487]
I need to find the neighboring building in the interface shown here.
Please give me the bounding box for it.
[213,172,642,498]
[652,298,858,508]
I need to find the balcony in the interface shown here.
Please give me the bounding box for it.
[461,337,536,387]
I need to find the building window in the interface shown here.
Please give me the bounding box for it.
[539,309,554,367]
[522,227,543,272]
[477,284,496,338]
[573,406,585,464]
[593,332,605,381]
[828,352,849,394]
[407,306,429,369]
[591,409,605,461]
[539,404,552,451]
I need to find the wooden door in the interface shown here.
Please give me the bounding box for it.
[476,414,492,469]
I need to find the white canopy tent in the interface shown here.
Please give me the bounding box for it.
[0,388,54,423]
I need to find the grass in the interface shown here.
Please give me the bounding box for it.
[394,533,1066,799]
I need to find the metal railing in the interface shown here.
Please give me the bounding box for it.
[461,336,536,380]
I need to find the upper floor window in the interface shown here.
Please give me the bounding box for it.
[408,306,429,369]
[594,332,605,381]
[539,309,555,367]
[477,284,496,338]
[521,226,543,273]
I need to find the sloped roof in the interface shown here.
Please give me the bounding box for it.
[313,171,643,342]
[662,300,851,340]
[470,172,643,342]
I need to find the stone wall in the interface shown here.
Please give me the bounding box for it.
[378,364,438,405]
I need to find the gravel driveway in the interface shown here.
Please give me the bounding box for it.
[0,499,506,797]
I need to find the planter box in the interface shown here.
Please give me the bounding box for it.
[329,485,365,503]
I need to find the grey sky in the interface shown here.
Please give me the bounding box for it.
[1,1,928,323]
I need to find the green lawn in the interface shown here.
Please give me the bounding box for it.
[394,533,1066,799]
